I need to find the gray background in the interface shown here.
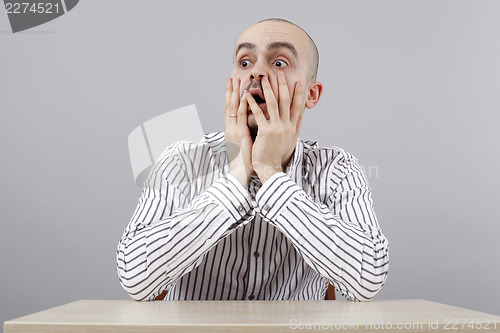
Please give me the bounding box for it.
[1,0,499,327]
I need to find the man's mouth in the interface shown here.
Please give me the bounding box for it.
[252,94,266,104]
[247,88,267,112]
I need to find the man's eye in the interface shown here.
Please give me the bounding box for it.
[273,60,288,68]
[240,60,251,68]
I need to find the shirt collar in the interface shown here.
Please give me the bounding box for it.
[219,133,318,186]
[283,137,318,187]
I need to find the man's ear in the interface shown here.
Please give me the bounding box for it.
[305,81,323,109]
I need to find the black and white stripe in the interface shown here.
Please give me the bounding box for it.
[117,132,389,301]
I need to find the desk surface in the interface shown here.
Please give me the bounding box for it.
[4,299,500,333]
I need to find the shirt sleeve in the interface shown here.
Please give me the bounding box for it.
[117,144,253,301]
[254,153,389,302]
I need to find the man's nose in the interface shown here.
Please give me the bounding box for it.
[250,73,264,80]
[250,61,271,81]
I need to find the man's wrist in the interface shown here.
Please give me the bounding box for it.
[228,168,250,188]
[255,165,282,184]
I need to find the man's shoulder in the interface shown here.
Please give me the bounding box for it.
[156,132,225,161]
[146,132,225,186]
[301,139,358,167]
[151,132,226,178]
[299,139,365,185]
[296,140,366,194]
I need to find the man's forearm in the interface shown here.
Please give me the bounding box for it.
[117,164,253,301]
[254,172,389,301]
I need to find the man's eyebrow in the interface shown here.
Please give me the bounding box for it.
[234,41,299,59]
[234,42,255,58]
[267,41,298,58]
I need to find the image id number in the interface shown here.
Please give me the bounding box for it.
[443,319,497,330]
[5,2,61,14]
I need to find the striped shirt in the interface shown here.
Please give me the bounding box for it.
[117,132,389,302]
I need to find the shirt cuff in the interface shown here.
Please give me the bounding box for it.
[205,173,253,221]
[255,172,302,221]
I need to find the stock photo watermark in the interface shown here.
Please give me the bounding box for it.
[3,0,79,33]
[359,164,379,179]
[127,105,381,188]
[289,318,498,331]
[128,105,381,188]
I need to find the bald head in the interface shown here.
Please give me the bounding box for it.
[234,19,320,82]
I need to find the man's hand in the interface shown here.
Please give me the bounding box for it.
[224,78,253,188]
[247,72,306,184]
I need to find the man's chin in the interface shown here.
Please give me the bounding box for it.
[247,115,258,130]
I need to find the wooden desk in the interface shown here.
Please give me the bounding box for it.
[4,299,500,332]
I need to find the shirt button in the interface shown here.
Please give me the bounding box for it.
[248,295,255,300]
[251,200,257,208]
[262,204,270,212]
[253,251,260,258]
[205,239,213,246]
[238,205,244,212]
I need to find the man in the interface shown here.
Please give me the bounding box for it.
[117,19,389,302]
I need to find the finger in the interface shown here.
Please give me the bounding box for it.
[296,110,304,133]
[277,72,291,121]
[246,91,268,127]
[224,78,232,127]
[237,92,248,128]
[268,72,279,106]
[225,78,232,113]
[231,78,240,108]
[290,80,305,124]
[261,76,279,120]
[229,78,240,121]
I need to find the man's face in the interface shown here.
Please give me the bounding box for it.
[232,21,313,130]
